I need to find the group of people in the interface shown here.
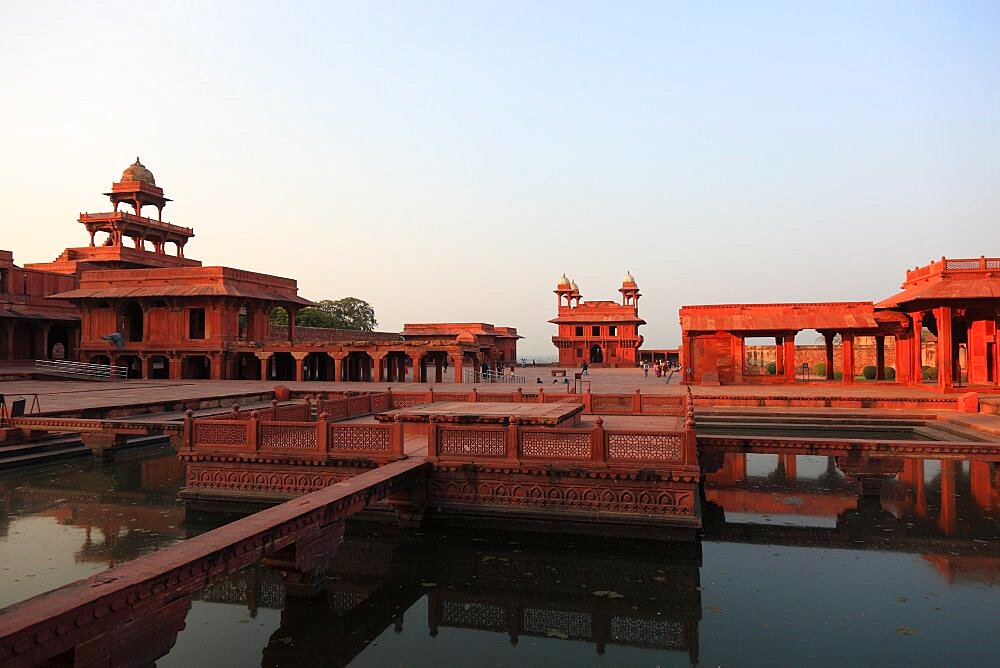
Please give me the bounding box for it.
[641,360,676,379]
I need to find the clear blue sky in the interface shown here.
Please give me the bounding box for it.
[2,1,998,355]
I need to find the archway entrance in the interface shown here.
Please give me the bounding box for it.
[182,355,211,379]
[269,352,295,381]
[122,302,144,343]
[119,355,143,379]
[148,355,170,379]
[384,352,411,382]
[231,352,260,380]
[423,351,449,383]
[47,323,72,360]
[589,344,604,364]
[344,352,373,381]
[304,352,333,381]
[90,354,111,366]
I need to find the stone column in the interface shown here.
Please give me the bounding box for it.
[783,333,796,382]
[824,333,835,380]
[911,312,923,385]
[374,354,386,382]
[292,352,308,382]
[209,353,223,380]
[434,356,443,383]
[411,355,422,383]
[453,353,463,384]
[169,356,183,380]
[256,353,271,381]
[875,335,886,380]
[774,336,784,376]
[841,335,855,384]
[935,306,953,391]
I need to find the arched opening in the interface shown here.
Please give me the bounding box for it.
[231,352,260,380]
[589,344,604,364]
[121,301,144,343]
[423,351,449,383]
[119,354,143,379]
[148,355,169,379]
[269,306,290,341]
[13,322,33,358]
[47,323,71,360]
[384,351,410,382]
[743,337,777,376]
[182,355,211,380]
[268,352,295,381]
[90,354,111,366]
[237,303,253,341]
[303,352,333,381]
[344,352,373,382]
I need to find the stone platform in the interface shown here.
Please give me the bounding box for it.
[376,401,584,426]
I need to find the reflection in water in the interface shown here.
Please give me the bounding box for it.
[0,445,187,607]
[1,446,998,666]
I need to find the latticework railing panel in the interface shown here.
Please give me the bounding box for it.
[520,430,590,459]
[329,425,391,452]
[438,428,506,457]
[606,432,683,461]
[260,423,316,449]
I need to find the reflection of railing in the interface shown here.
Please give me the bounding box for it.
[463,369,527,384]
[35,359,127,381]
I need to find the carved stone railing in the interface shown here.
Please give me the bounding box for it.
[183,411,404,462]
[905,256,1000,283]
[426,391,697,471]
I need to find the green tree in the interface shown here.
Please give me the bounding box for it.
[279,297,377,331]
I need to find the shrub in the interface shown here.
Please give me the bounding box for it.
[922,366,938,381]
[766,361,776,375]
[885,367,896,380]
[813,362,827,377]
[862,365,877,380]
[833,371,843,381]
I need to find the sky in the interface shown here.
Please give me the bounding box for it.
[1,1,998,356]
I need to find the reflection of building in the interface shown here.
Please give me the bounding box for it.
[550,273,645,367]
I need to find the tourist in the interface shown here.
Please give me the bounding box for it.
[536,377,542,383]
[443,358,449,374]
[581,360,589,376]
[643,361,649,377]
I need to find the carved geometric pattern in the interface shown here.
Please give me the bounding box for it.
[370,393,389,412]
[390,395,429,408]
[520,431,590,459]
[591,396,633,413]
[610,616,684,650]
[329,590,369,612]
[186,465,351,495]
[329,425,391,452]
[438,428,506,457]
[322,399,348,419]
[439,599,507,631]
[193,422,247,447]
[988,259,1000,269]
[479,393,516,403]
[347,396,370,415]
[260,424,315,449]
[607,433,682,461]
[434,393,469,402]
[945,259,980,269]
[273,404,311,421]
[543,394,578,403]
[639,396,685,415]
[523,608,592,640]
[429,477,696,516]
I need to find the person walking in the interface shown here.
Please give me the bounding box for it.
[643,361,649,378]
[582,360,589,376]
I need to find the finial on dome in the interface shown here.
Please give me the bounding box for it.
[622,269,636,285]
[557,273,571,289]
[120,157,156,186]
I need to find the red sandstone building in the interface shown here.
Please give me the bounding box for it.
[2,159,519,381]
[680,257,1000,392]
[550,273,645,367]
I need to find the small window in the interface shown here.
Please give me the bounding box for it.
[189,308,206,339]
[0,269,6,294]
[574,326,584,337]
[576,348,583,358]
[592,325,600,337]
[609,325,617,336]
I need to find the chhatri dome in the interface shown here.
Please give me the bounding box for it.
[570,280,579,292]
[556,273,571,289]
[622,270,637,285]
[120,157,156,185]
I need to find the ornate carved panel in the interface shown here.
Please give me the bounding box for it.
[520,431,590,459]
[591,395,632,413]
[438,428,506,457]
[329,425,391,452]
[610,615,684,650]
[606,433,682,461]
[260,423,315,449]
[193,421,246,447]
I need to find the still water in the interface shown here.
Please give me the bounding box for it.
[0,446,997,666]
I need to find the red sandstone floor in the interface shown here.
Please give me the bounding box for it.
[0,368,978,417]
